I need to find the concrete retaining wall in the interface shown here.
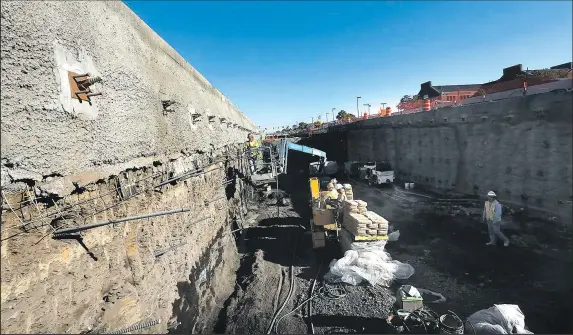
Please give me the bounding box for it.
[346,90,573,223]
[0,1,256,195]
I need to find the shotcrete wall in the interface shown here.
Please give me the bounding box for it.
[346,90,573,223]
[1,1,257,333]
[0,0,256,195]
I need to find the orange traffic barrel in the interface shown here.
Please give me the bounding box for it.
[423,99,431,111]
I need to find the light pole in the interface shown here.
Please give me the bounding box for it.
[326,112,329,123]
[356,97,361,118]
[363,103,371,116]
[332,108,336,122]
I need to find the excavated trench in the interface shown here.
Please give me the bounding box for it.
[211,135,573,334]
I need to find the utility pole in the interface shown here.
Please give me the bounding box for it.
[356,96,361,118]
[326,112,329,123]
[363,103,371,115]
[332,108,336,122]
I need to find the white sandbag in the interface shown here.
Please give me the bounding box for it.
[324,244,414,286]
[388,230,400,241]
[466,304,533,334]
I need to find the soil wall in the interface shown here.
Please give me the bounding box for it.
[1,1,256,333]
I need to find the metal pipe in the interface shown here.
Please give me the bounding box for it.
[73,73,89,79]
[87,92,102,97]
[54,208,191,235]
[155,168,203,188]
[75,90,90,94]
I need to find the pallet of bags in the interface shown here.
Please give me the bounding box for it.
[364,211,389,235]
[343,200,359,214]
[343,212,370,236]
[355,200,368,214]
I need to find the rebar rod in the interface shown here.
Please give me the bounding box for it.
[153,242,186,258]
[54,208,191,235]
[154,168,203,188]
[105,319,161,334]
[20,170,169,227]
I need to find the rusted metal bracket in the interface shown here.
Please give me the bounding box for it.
[162,100,176,115]
[68,72,103,105]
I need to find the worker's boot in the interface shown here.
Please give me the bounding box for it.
[485,241,495,246]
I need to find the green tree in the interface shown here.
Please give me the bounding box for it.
[336,110,348,120]
[298,122,309,129]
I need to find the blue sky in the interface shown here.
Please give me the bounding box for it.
[125,1,572,130]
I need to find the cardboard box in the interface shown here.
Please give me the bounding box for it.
[312,209,334,226]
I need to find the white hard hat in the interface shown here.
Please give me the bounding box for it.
[336,184,343,190]
[487,191,496,197]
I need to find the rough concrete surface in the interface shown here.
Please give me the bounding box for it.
[0,1,257,194]
[340,90,572,223]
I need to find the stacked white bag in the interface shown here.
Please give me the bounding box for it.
[364,211,389,236]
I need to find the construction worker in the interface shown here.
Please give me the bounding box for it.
[330,178,338,188]
[323,183,339,209]
[336,184,346,202]
[482,191,510,247]
[326,183,338,200]
[245,133,261,173]
[333,184,347,226]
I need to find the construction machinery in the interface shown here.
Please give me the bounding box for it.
[309,175,390,249]
[362,161,395,186]
[309,177,340,249]
[248,138,334,186]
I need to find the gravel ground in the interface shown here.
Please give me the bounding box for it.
[215,176,573,334]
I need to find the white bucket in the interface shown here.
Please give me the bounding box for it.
[404,183,410,189]
[409,183,415,189]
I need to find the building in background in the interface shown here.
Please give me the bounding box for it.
[396,62,572,113]
[474,63,572,96]
[397,81,480,113]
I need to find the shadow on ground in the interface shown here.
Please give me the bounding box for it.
[238,217,307,267]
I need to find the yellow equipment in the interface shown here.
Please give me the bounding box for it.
[309,177,340,249]
[310,177,320,200]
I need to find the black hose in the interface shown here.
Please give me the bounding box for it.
[266,232,300,334]
[309,263,321,334]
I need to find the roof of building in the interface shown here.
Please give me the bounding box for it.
[433,84,481,93]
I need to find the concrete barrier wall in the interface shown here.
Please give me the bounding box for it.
[0,1,256,195]
[347,90,573,223]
